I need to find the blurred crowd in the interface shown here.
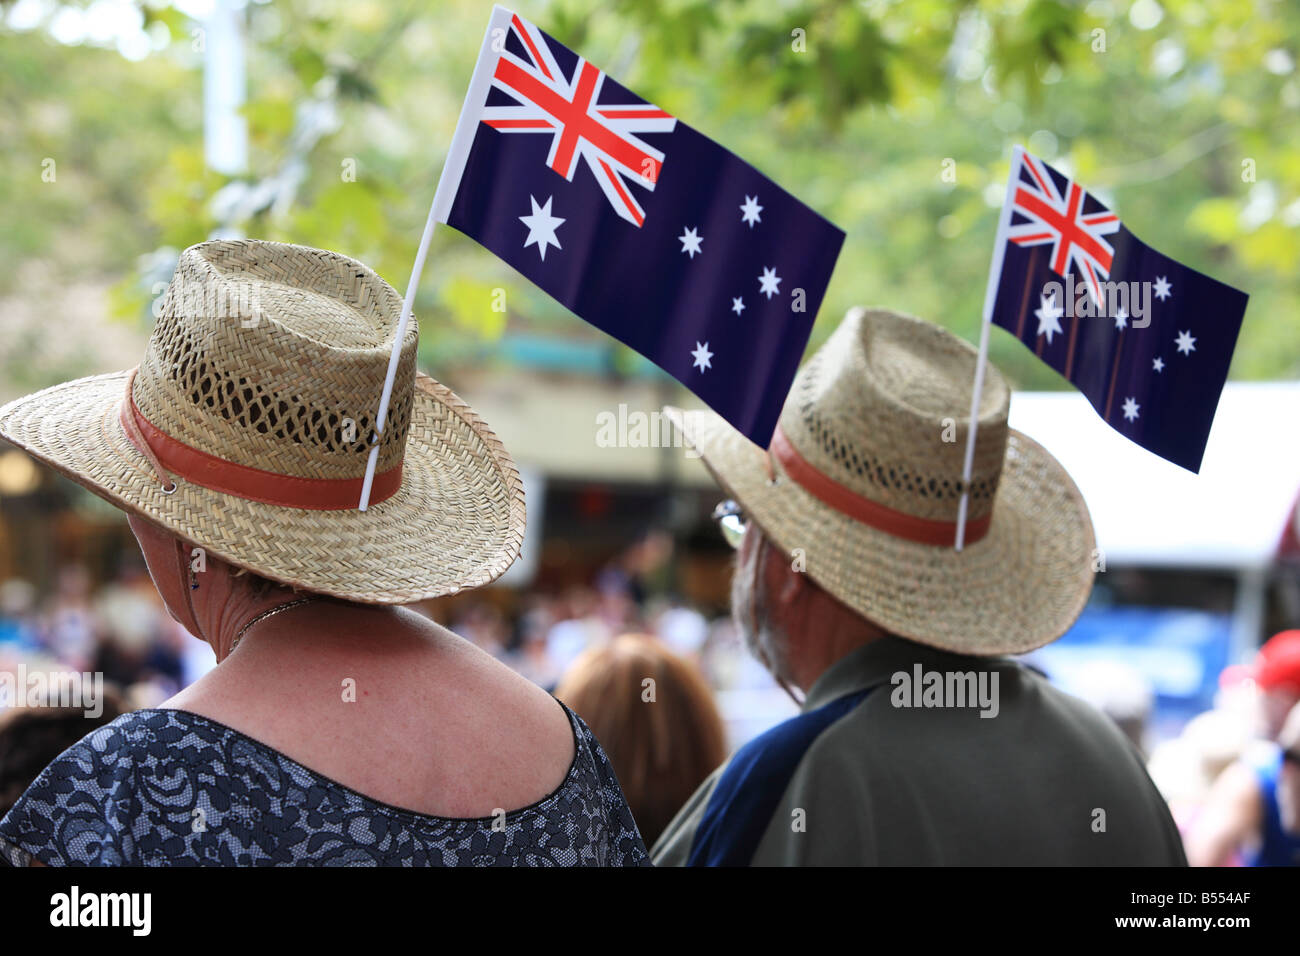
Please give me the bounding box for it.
[0,561,212,711]
[1,556,1298,859]
[446,584,788,719]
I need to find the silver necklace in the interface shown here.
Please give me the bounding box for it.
[230,597,316,654]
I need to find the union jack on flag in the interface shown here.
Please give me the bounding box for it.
[1006,150,1120,309]
[429,5,844,447]
[480,12,676,226]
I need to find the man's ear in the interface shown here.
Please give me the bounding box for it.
[770,543,807,609]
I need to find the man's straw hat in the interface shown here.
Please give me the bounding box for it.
[668,307,1095,656]
[0,240,525,604]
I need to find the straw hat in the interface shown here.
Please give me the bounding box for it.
[668,307,1095,656]
[0,240,525,604]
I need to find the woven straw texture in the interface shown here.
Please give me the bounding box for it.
[136,240,418,478]
[668,307,1096,656]
[0,240,525,604]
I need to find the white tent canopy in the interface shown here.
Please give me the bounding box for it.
[1008,383,1300,570]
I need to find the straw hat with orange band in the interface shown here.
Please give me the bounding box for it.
[0,239,525,604]
[666,306,1096,656]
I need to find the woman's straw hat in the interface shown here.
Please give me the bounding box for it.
[667,307,1096,656]
[0,240,525,604]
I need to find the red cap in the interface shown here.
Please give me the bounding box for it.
[1253,630,1300,694]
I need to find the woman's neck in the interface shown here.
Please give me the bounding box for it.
[195,583,318,663]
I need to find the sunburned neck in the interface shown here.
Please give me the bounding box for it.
[786,592,888,695]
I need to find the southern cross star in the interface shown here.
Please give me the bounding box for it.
[678,226,703,258]
[519,195,564,261]
[1035,292,1064,345]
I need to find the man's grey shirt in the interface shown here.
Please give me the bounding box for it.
[653,636,1187,866]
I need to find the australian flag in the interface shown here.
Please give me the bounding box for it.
[430,6,844,447]
[987,147,1248,473]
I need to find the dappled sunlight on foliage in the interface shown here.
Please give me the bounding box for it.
[1,0,1296,388]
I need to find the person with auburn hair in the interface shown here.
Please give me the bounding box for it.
[556,634,727,848]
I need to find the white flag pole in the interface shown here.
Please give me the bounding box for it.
[358,6,514,510]
[357,205,438,511]
[954,145,1023,550]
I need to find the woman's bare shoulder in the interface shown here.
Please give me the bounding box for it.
[165,611,577,817]
[372,622,579,815]
[431,624,576,759]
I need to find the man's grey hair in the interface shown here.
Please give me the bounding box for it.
[731,530,796,689]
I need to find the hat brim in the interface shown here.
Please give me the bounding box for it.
[666,407,1095,656]
[0,370,525,604]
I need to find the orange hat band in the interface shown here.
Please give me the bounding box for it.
[118,384,402,511]
[770,424,991,548]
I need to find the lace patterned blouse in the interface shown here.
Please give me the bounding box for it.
[0,704,650,866]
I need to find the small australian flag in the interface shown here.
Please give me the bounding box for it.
[986,146,1248,473]
[430,5,845,447]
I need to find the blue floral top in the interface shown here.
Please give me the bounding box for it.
[0,705,650,866]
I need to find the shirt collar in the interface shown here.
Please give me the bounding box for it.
[801,635,1011,713]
